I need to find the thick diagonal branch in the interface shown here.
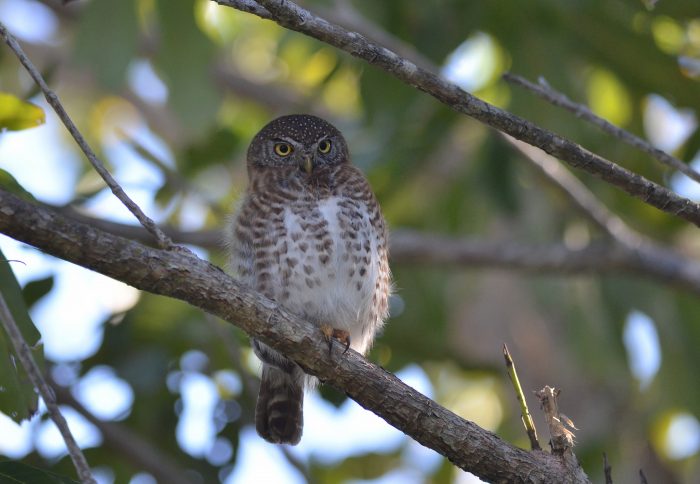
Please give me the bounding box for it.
[216,0,700,228]
[0,189,589,483]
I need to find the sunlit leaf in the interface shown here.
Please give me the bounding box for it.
[322,66,362,117]
[586,67,632,127]
[651,15,685,55]
[0,93,45,131]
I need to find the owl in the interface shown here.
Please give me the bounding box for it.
[228,114,391,445]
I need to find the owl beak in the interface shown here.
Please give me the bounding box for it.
[301,156,313,175]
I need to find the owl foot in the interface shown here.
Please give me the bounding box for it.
[320,324,351,356]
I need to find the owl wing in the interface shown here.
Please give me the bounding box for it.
[227,199,256,287]
[337,164,392,333]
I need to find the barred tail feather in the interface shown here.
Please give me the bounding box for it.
[256,364,304,445]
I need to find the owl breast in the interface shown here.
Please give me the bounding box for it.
[230,164,390,357]
[268,195,383,355]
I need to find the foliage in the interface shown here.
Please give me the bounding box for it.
[0,252,43,423]
[0,460,78,484]
[0,93,44,131]
[0,0,699,482]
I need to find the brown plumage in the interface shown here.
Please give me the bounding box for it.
[228,114,391,445]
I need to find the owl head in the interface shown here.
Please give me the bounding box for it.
[247,114,350,176]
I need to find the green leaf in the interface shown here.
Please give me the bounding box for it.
[0,255,40,351]
[0,461,79,484]
[21,276,55,310]
[0,169,36,201]
[318,383,348,408]
[0,251,44,422]
[0,93,45,131]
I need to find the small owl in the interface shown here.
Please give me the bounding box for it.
[228,114,391,445]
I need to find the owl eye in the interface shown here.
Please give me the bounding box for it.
[318,140,331,154]
[274,142,293,156]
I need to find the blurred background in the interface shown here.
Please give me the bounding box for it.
[1,0,700,483]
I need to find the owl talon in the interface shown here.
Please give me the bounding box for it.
[320,325,351,356]
[341,333,351,354]
[320,324,334,356]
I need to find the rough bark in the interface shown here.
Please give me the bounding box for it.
[0,189,589,483]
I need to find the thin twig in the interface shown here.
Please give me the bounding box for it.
[42,205,700,297]
[0,292,96,484]
[216,0,271,18]
[0,21,173,250]
[603,453,613,484]
[499,136,700,302]
[503,134,643,248]
[218,0,700,228]
[123,135,228,218]
[503,73,700,185]
[391,230,700,296]
[535,386,576,456]
[52,383,194,484]
[280,446,317,484]
[639,469,648,484]
[503,344,540,451]
[320,0,439,73]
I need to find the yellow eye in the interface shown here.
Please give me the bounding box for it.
[318,140,331,154]
[274,142,293,156]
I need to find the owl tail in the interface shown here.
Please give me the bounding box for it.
[256,364,304,445]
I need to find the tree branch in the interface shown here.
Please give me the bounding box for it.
[316,0,439,73]
[216,0,700,228]
[391,230,700,295]
[48,205,700,296]
[0,189,589,483]
[503,73,700,185]
[0,292,96,484]
[503,135,643,247]
[500,137,700,297]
